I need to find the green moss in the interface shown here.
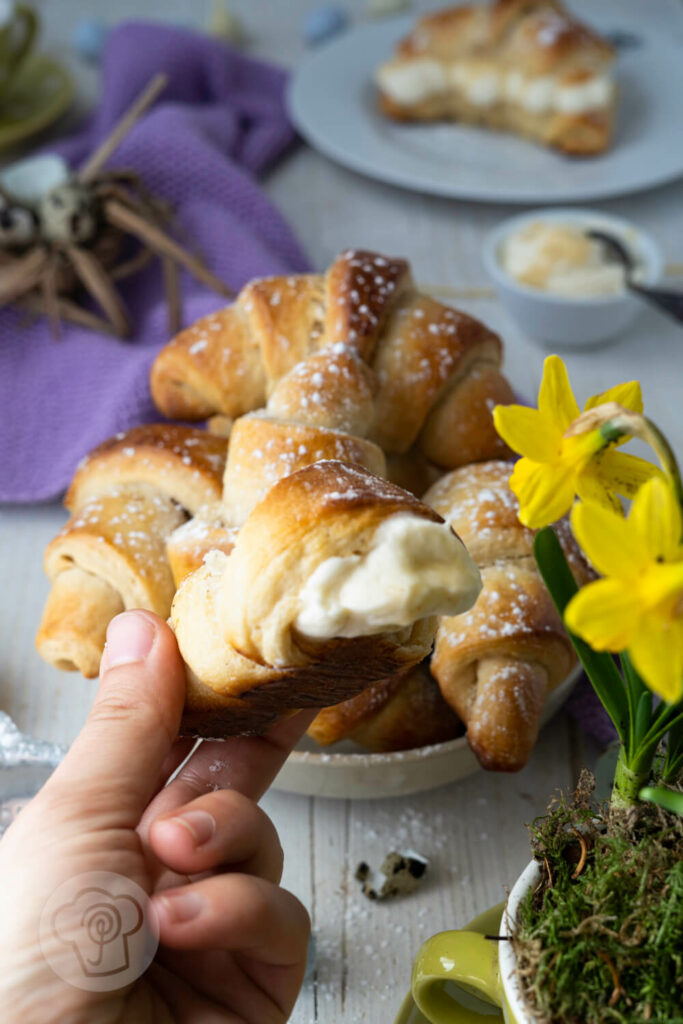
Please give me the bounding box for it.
[512,773,683,1023]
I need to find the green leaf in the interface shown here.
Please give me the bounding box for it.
[533,528,629,745]
[639,785,683,816]
[664,750,683,783]
[641,705,683,758]
[620,652,648,753]
[635,690,653,750]
[634,710,683,779]
[664,717,683,781]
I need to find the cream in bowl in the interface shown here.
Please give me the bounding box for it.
[500,220,628,298]
[483,208,663,346]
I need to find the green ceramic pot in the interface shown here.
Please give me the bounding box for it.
[0,4,38,101]
[397,861,541,1024]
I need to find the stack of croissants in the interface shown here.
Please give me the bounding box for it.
[36,250,589,772]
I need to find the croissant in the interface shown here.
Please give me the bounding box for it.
[36,425,228,677]
[375,0,616,155]
[174,460,482,737]
[424,460,590,771]
[307,660,463,752]
[150,249,514,471]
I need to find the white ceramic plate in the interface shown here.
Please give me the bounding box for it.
[288,9,683,203]
[273,664,582,799]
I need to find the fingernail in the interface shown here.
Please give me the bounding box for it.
[159,889,204,924]
[169,809,216,846]
[105,612,155,669]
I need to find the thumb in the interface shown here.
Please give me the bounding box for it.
[48,610,187,828]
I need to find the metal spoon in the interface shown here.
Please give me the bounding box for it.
[587,229,683,325]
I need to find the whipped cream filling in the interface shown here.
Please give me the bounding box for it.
[376,58,613,115]
[294,513,481,640]
[500,221,627,297]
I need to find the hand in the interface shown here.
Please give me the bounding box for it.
[0,610,311,1023]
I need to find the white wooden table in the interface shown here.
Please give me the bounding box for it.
[2,1,683,1020]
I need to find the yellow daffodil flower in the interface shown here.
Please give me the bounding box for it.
[565,476,683,703]
[492,355,657,529]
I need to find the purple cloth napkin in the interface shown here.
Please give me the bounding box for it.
[566,673,618,747]
[0,22,309,503]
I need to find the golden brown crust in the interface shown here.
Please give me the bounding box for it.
[506,4,614,71]
[242,275,326,386]
[35,568,124,678]
[431,558,575,771]
[424,460,591,576]
[150,250,510,473]
[368,295,502,455]
[221,415,387,526]
[149,303,268,420]
[323,250,412,361]
[426,459,535,564]
[418,363,515,468]
[424,460,590,771]
[266,347,377,437]
[308,661,463,751]
[150,251,411,422]
[37,484,186,676]
[396,0,612,66]
[45,485,185,612]
[398,5,492,59]
[67,424,228,515]
[465,657,548,770]
[38,424,229,677]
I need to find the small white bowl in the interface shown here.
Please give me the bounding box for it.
[482,208,664,347]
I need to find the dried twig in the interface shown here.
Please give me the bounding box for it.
[110,247,155,282]
[79,74,168,183]
[597,950,626,1007]
[571,828,588,879]
[98,179,172,224]
[20,293,122,337]
[67,246,131,336]
[0,249,50,305]
[543,855,554,888]
[104,198,232,298]
[41,257,62,339]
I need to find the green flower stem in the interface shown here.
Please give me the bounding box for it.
[640,707,683,760]
[612,745,651,809]
[599,412,683,513]
[533,528,629,744]
[639,785,683,815]
[664,718,683,781]
[620,652,649,753]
